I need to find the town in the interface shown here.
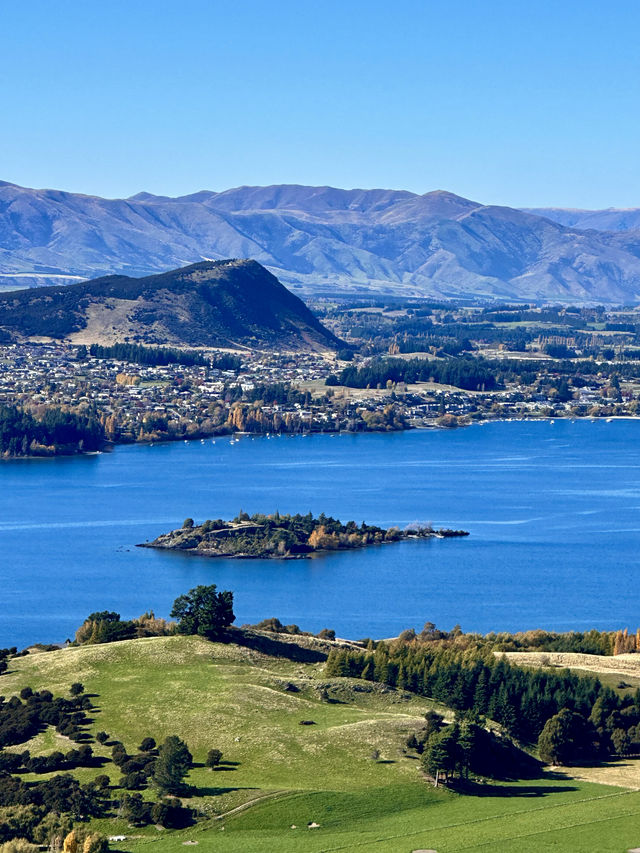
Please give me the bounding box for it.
[3,296,640,449]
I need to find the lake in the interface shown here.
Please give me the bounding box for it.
[0,419,638,648]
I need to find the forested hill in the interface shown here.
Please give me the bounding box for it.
[0,259,342,351]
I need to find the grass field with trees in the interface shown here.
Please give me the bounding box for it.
[1,631,640,853]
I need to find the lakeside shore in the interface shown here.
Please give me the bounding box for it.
[7,409,638,461]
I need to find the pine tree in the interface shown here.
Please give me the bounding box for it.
[373,649,389,683]
[152,736,193,795]
[421,732,448,784]
[473,669,490,714]
[457,722,478,779]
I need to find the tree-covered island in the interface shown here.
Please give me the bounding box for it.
[139,511,469,559]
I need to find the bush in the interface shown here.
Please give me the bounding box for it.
[120,771,147,790]
[0,804,42,844]
[82,836,108,853]
[150,801,170,827]
[317,628,336,640]
[111,743,128,766]
[119,792,151,826]
[205,749,223,769]
[0,841,40,853]
[151,798,189,829]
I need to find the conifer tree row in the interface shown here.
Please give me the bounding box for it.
[325,643,640,756]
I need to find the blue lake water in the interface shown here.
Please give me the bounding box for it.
[0,420,638,648]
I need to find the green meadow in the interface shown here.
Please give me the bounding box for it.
[3,635,640,853]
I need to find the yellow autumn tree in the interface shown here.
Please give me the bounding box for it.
[227,403,246,431]
[613,628,635,655]
[83,835,108,853]
[63,831,78,853]
[308,525,339,550]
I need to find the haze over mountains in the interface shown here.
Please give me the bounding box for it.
[2,180,640,303]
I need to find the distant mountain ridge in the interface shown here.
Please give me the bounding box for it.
[0,259,341,351]
[2,180,640,303]
[523,207,640,232]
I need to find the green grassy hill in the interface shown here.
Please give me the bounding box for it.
[3,635,640,853]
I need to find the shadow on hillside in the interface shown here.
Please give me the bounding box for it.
[196,785,252,797]
[555,757,639,770]
[221,628,328,663]
[452,780,578,798]
[87,755,111,769]
[320,690,347,705]
[192,760,241,770]
[15,754,110,775]
[538,769,573,780]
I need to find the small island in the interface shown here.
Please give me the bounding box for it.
[139,511,469,559]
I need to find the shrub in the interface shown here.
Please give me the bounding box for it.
[205,749,223,769]
[0,841,40,853]
[317,628,336,640]
[111,743,128,766]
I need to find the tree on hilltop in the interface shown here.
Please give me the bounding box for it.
[170,584,234,639]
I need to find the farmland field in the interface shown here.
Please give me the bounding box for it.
[3,637,640,852]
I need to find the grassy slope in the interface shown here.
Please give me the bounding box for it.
[2,636,640,853]
[503,650,640,685]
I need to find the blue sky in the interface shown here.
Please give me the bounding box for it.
[1,0,639,207]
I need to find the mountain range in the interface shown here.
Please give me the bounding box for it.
[2,180,640,303]
[523,207,640,232]
[0,259,341,351]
